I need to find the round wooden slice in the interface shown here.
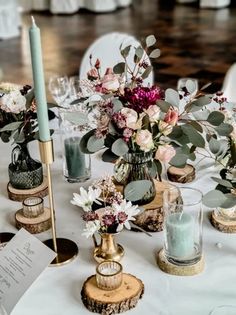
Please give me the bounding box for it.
[15,207,51,234]
[133,180,178,232]
[7,176,48,202]
[81,273,144,315]
[211,210,236,233]
[167,164,195,183]
[157,249,204,276]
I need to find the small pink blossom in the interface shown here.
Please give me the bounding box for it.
[123,127,133,141]
[164,108,179,126]
[155,144,176,163]
[112,112,126,129]
[135,129,154,152]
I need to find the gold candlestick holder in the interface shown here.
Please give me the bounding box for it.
[39,140,78,266]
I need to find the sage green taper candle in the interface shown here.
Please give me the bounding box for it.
[29,16,50,142]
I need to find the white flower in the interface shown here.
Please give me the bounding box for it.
[82,220,100,238]
[135,129,154,152]
[71,186,102,211]
[112,200,140,231]
[121,108,138,129]
[145,105,160,122]
[158,120,173,136]
[0,90,26,113]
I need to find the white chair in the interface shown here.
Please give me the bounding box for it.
[222,63,236,103]
[79,32,154,86]
[50,0,79,14]
[80,0,131,12]
[200,0,230,8]
[0,0,21,39]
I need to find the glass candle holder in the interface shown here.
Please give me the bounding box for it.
[22,197,44,218]
[59,106,91,183]
[96,261,123,291]
[163,186,203,266]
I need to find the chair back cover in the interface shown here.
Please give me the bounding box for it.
[222,63,236,103]
[79,32,154,86]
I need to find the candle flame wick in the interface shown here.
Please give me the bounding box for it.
[31,16,36,25]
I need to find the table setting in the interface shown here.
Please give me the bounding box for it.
[0,16,236,315]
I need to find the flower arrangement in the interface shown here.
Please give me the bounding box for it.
[0,82,55,144]
[78,35,233,203]
[71,175,140,237]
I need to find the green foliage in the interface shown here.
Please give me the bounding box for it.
[124,180,152,202]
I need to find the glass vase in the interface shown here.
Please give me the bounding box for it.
[122,151,156,205]
[163,186,203,266]
[93,232,124,263]
[59,106,91,183]
[8,143,43,189]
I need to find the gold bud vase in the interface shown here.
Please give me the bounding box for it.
[93,233,124,263]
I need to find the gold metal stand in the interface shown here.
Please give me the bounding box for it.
[39,140,78,266]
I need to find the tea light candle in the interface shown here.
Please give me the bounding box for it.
[96,261,123,291]
[64,137,86,179]
[22,197,44,218]
[165,212,194,258]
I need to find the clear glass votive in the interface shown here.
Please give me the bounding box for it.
[96,261,123,291]
[22,197,44,218]
[59,106,91,183]
[215,206,236,221]
[163,186,203,266]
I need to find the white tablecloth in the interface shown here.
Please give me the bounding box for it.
[0,137,236,315]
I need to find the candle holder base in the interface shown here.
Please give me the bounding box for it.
[7,176,48,202]
[211,210,236,233]
[81,273,144,314]
[15,207,51,234]
[157,249,204,276]
[0,232,15,250]
[44,238,78,267]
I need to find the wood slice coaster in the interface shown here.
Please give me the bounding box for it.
[211,210,236,233]
[167,164,195,183]
[157,249,204,276]
[133,180,178,232]
[15,207,51,234]
[81,273,144,315]
[7,176,48,202]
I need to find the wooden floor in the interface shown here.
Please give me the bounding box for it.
[1,0,236,94]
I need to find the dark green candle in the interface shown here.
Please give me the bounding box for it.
[64,137,86,179]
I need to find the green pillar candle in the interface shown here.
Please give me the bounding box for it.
[165,212,194,258]
[64,137,86,180]
[29,16,50,142]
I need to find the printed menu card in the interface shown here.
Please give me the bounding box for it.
[0,229,56,314]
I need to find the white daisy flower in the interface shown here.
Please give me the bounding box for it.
[71,186,102,211]
[82,220,100,238]
[112,199,140,230]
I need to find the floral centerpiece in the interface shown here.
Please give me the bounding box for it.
[78,35,233,204]
[0,82,55,189]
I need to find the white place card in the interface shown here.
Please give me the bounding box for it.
[0,229,56,314]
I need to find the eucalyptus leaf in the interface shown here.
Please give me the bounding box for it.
[47,102,58,108]
[149,49,161,59]
[221,194,236,208]
[64,112,88,126]
[102,149,119,163]
[0,121,22,132]
[135,46,144,61]
[207,111,225,126]
[80,129,96,154]
[188,121,203,133]
[111,138,129,156]
[121,45,131,58]
[124,180,152,202]
[165,88,179,108]
[146,35,156,47]
[209,137,221,155]
[141,66,152,80]
[215,123,233,136]
[169,153,188,168]
[156,100,171,113]
[113,99,123,112]
[202,190,227,208]
[211,177,233,188]
[87,135,104,152]
[192,109,210,121]
[113,62,126,74]
[186,80,198,94]
[181,124,205,148]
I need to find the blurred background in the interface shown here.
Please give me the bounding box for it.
[0,0,236,95]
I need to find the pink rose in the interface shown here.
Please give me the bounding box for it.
[121,108,138,129]
[164,108,179,126]
[145,105,160,122]
[155,144,176,163]
[101,73,120,92]
[158,121,173,136]
[135,130,154,152]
